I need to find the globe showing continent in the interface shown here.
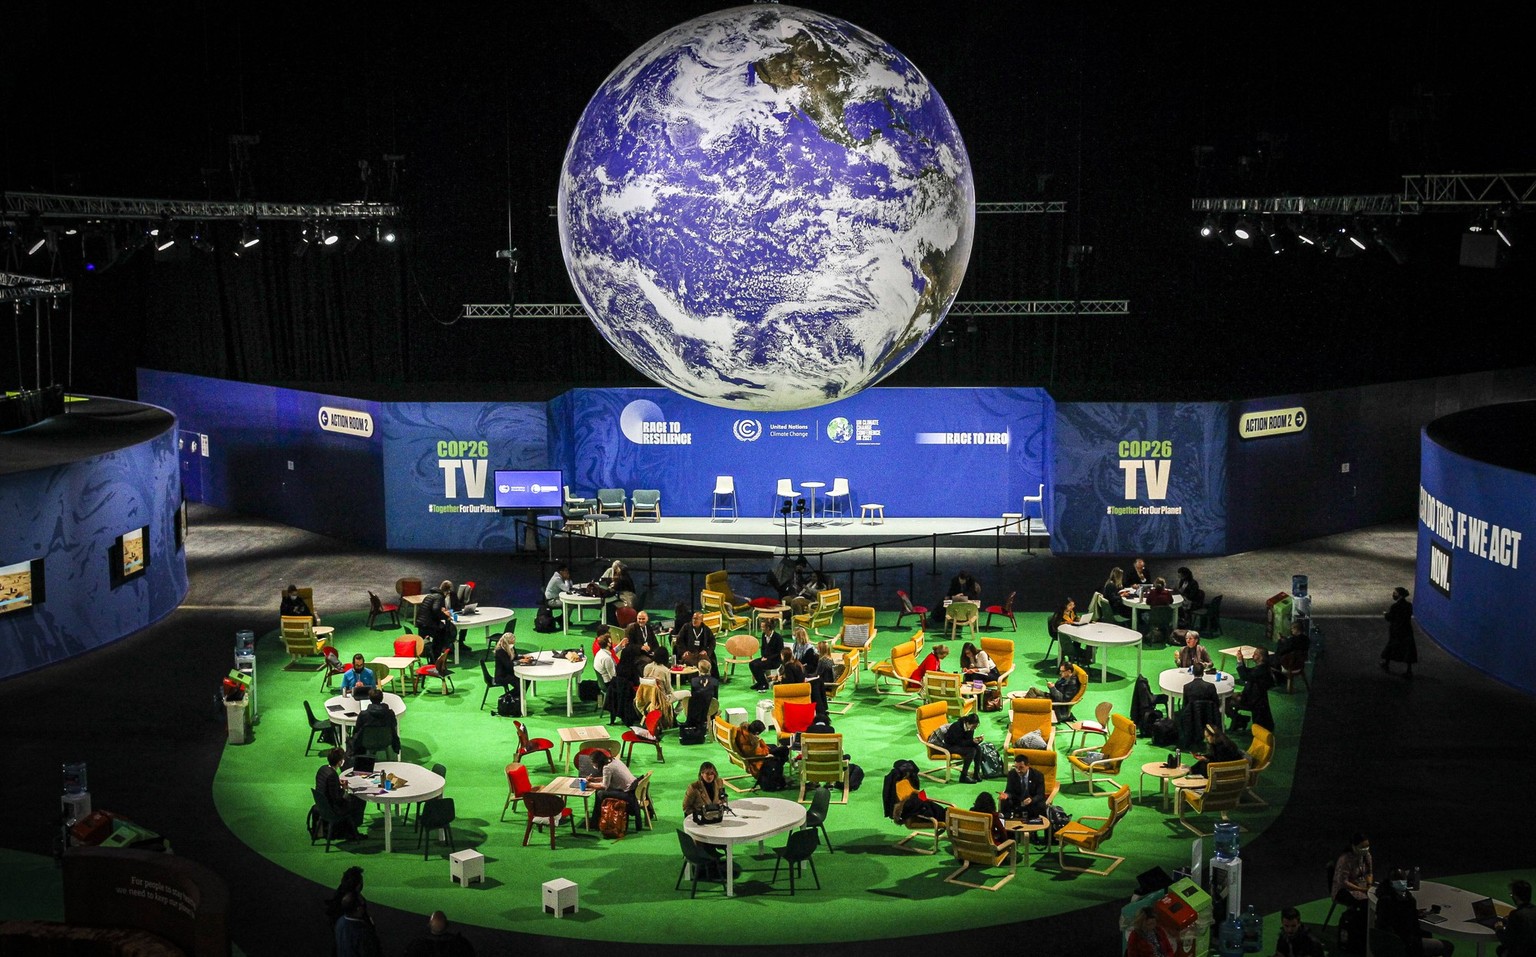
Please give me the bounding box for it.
[558,4,974,412]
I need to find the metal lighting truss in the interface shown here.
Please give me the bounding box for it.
[976,201,1066,214]
[1192,172,1536,217]
[0,272,71,304]
[460,299,1129,320]
[2,192,400,222]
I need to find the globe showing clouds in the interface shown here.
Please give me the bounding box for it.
[558,4,974,412]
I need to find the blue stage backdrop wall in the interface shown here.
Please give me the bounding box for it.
[1051,402,1228,555]
[137,370,387,547]
[1416,427,1536,696]
[546,387,1052,519]
[0,423,188,679]
[381,402,549,551]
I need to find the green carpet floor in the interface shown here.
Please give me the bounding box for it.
[214,611,1305,944]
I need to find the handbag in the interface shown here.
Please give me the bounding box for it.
[691,802,725,825]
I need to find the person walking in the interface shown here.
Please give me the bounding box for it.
[1380,587,1418,677]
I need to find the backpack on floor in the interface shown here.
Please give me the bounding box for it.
[756,757,788,792]
[976,741,1006,780]
[495,691,518,718]
[597,798,629,839]
[847,764,864,791]
[534,606,559,633]
[1151,717,1179,748]
[678,723,706,745]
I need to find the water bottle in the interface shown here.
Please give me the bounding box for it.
[62,762,88,795]
[1410,866,1421,890]
[1218,915,1244,957]
[1214,821,1240,860]
[383,777,393,792]
[1241,905,1262,952]
[578,778,587,793]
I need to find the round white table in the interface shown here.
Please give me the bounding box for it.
[683,796,807,897]
[1158,667,1236,710]
[449,605,516,663]
[1368,882,1510,957]
[1059,621,1143,682]
[558,592,615,636]
[342,760,444,853]
[323,692,406,744]
[800,481,826,525]
[1121,593,1184,633]
[514,652,586,717]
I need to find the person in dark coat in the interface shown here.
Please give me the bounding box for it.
[1380,587,1418,676]
[404,910,476,957]
[1227,647,1274,733]
[1375,867,1454,956]
[999,754,1045,821]
[684,659,719,728]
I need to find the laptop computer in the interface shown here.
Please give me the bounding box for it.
[1471,897,1502,928]
[462,603,479,614]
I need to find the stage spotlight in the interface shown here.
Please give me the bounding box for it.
[190,222,214,253]
[1342,219,1367,251]
[1216,223,1235,247]
[1199,216,1217,239]
[1331,225,1358,258]
[27,232,50,256]
[239,217,261,249]
[376,218,397,243]
[81,222,116,272]
[1494,204,1515,247]
[1261,216,1283,255]
[1372,224,1408,265]
[1232,216,1255,247]
[320,223,339,246]
[1292,218,1318,247]
[153,217,177,252]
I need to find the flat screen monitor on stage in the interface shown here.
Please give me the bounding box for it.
[0,558,44,615]
[112,526,150,585]
[493,470,562,509]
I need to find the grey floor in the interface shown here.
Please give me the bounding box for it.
[3,504,1528,957]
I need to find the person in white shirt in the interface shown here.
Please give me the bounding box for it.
[594,634,621,725]
[544,565,572,608]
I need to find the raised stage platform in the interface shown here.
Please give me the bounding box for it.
[548,514,1049,556]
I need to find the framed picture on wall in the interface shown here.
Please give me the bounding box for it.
[110,526,150,586]
[0,558,45,615]
[175,499,187,551]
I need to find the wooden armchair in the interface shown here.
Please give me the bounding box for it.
[712,714,761,792]
[1066,714,1135,795]
[832,604,876,661]
[891,777,950,854]
[794,588,842,637]
[281,616,327,669]
[1177,759,1250,836]
[720,633,758,682]
[980,636,1015,691]
[916,701,959,783]
[1050,663,1090,726]
[945,600,979,640]
[700,589,749,633]
[1006,696,1057,757]
[797,732,849,803]
[825,649,860,714]
[1242,725,1274,807]
[921,670,975,719]
[1055,784,1131,875]
[945,809,1018,891]
[703,571,751,615]
[871,638,922,705]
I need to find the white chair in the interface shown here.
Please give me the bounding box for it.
[823,477,851,519]
[1022,484,1044,523]
[711,476,738,522]
[772,478,796,517]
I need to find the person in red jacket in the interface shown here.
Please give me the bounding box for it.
[1126,906,1175,957]
[910,643,949,686]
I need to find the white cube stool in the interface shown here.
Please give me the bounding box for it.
[542,878,579,917]
[449,849,484,887]
[723,707,748,727]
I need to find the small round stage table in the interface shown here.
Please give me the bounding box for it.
[684,797,807,897]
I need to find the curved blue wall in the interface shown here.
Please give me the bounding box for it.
[0,423,188,679]
[1416,427,1536,696]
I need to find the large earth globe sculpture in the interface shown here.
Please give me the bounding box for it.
[557,4,975,412]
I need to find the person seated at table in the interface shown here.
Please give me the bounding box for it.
[599,560,636,611]
[1331,832,1374,916]
[1188,724,1241,777]
[1173,630,1213,669]
[749,619,786,691]
[415,581,457,660]
[543,564,573,611]
[684,659,719,728]
[911,643,950,687]
[1127,906,1175,957]
[1376,866,1455,957]
[1000,753,1046,822]
[632,610,669,666]
[492,631,520,706]
[280,584,314,621]
[1273,906,1326,957]
[682,761,729,817]
[1494,878,1535,957]
[941,713,984,783]
[1029,661,1081,722]
[778,650,806,687]
[587,750,639,820]
[594,632,622,725]
[1228,647,1274,733]
[969,790,1009,845]
[960,641,999,684]
[341,654,377,698]
[1144,577,1174,606]
[353,688,401,758]
[1048,597,1086,665]
[316,747,365,838]
[616,628,651,724]
[932,570,981,623]
[671,611,715,665]
[1129,558,1153,588]
[1102,567,1131,618]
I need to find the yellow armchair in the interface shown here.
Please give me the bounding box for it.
[871,638,922,704]
[945,809,1018,891]
[794,588,842,637]
[921,670,975,719]
[771,681,813,745]
[826,648,860,714]
[700,589,749,633]
[281,615,327,669]
[1176,759,1250,836]
[980,636,1014,691]
[832,604,877,662]
[712,714,761,792]
[1006,696,1057,755]
[797,732,849,803]
[1242,725,1275,806]
[1055,784,1131,876]
[1066,713,1135,795]
[891,777,950,854]
[703,571,752,614]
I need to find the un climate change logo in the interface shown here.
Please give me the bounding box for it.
[733,419,762,442]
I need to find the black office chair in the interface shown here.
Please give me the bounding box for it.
[770,829,821,894]
[480,658,511,710]
[1190,594,1223,637]
[802,785,833,852]
[675,832,730,898]
[304,700,337,756]
[416,797,457,860]
[309,788,352,852]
